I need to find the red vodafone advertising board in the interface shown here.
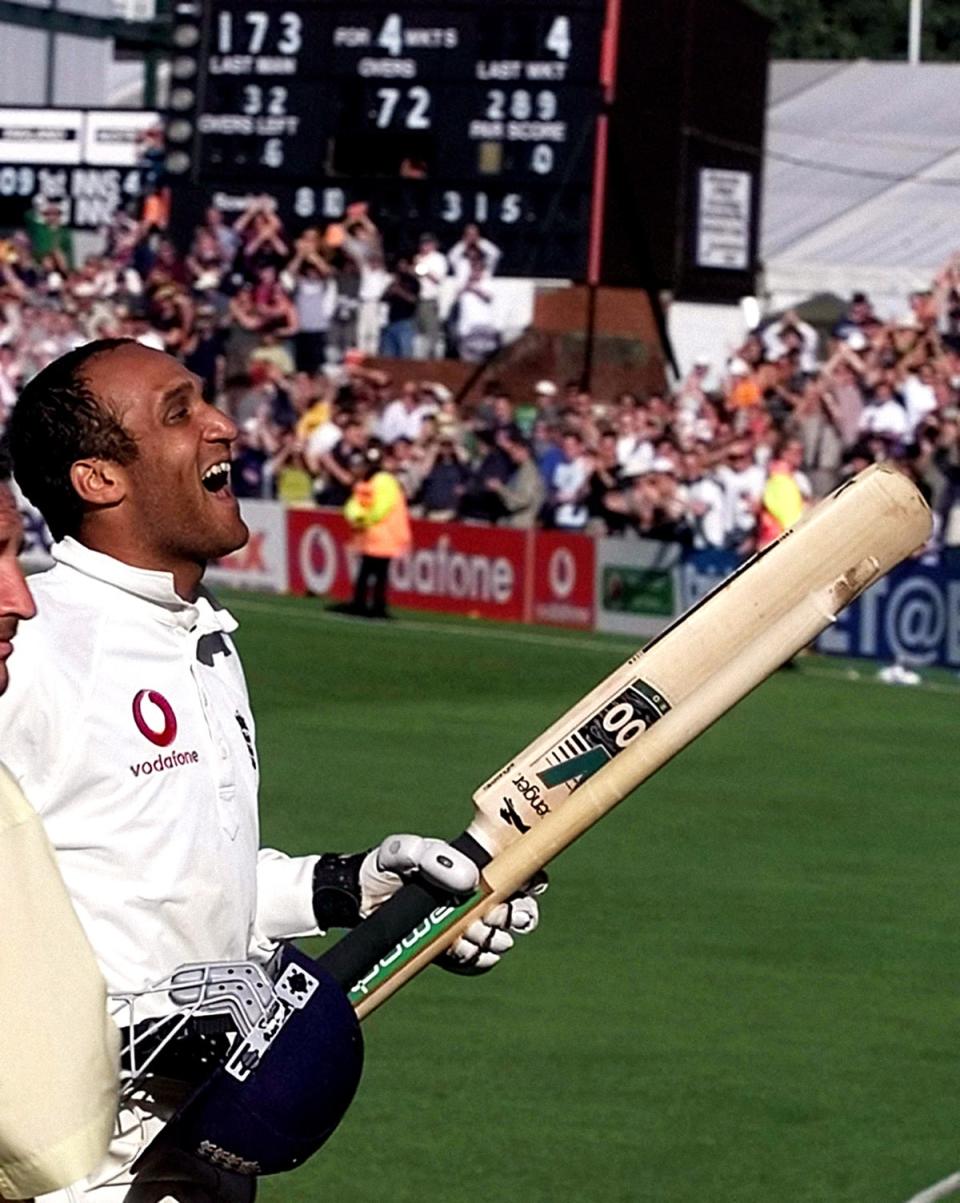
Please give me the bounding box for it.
[287,509,528,622]
[287,509,355,599]
[531,531,595,628]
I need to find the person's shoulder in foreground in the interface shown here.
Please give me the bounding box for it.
[0,444,120,1201]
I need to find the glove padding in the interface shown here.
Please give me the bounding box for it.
[441,872,548,975]
[358,835,547,975]
[358,833,479,917]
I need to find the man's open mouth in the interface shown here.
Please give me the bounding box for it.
[201,461,231,494]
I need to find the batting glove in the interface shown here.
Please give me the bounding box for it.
[311,834,478,931]
[441,872,548,975]
[358,833,480,917]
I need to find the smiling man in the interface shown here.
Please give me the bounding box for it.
[0,340,540,1203]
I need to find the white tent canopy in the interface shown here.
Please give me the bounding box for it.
[762,60,960,316]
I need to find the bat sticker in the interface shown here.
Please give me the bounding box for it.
[537,679,670,791]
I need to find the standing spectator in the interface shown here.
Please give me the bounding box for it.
[182,303,225,399]
[387,437,424,500]
[550,430,592,530]
[485,431,546,528]
[185,228,228,294]
[416,436,471,520]
[761,310,819,372]
[378,381,434,444]
[586,429,627,534]
[412,233,447,358]
[683,447,728,549]
[453,251,497,363]
[902,361,939,436]
[716,441,765,552]
[284,236,337,375]
[757,437,811,547]
[232,195,289,274]
[340,444,412,619]
[831,290,876,342]
[198,204,240,267]
[615,405,654,475]
[356,251,390,355]
[379,256,420,358]
[859,379,908,444]
[24,200,74,273]
[448,222,501,284]
[791,375,844,497]
[821,352,866,448]
[308,414,369,506]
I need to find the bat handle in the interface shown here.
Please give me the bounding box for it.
[316,831,491,992]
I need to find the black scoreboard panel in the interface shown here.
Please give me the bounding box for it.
[172,0,606,278]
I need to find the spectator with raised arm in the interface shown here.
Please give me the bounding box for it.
[379,255,420,358]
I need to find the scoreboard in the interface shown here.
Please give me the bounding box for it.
[168,0,607,278]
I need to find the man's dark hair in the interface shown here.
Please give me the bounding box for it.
[8,338,139,540]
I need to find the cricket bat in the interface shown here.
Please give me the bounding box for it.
[317,463,931,1018]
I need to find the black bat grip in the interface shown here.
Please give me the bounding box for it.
[317,831,490,992]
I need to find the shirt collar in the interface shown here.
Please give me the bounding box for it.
[52,537,238,634]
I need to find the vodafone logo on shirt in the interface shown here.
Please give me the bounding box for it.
[130,690,199,777]
[132,689,178,746]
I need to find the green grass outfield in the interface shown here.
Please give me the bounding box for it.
[223,591,960,1203]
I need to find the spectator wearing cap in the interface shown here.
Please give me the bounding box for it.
[340,444,412,619]
[484,429,546,528]
[412,233,447,359]
[605,456,685,541]
[523,379,559,430]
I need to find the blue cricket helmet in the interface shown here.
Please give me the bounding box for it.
[149,944,364,1176]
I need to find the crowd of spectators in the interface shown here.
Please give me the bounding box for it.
[2,194,960,555]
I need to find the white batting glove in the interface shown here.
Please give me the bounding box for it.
[358,833,479,917]
[443,873,548,974]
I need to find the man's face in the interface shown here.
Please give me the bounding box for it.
[0,486,36,695]
[83,344,247,572]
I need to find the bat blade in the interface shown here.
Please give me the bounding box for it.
[318,463,932,1017]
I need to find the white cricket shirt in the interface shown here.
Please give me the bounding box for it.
[0,538,319,1007]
